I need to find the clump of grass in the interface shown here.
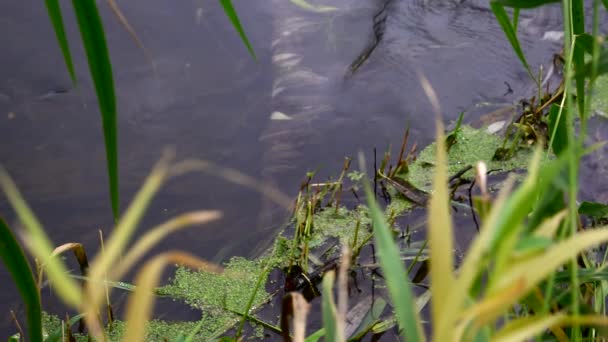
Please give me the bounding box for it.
[0,154,224,341]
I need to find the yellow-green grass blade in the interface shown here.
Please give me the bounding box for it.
[322,271,340,342]
[123,252,222,342]
[86,156,171,322]
[427,119,455,338]
[533,210,567,239]
[494,314,566,342]
[491,227,608,302]
[0,168,82,308]
[112,210,222,281]
[447,146,571,334]
[0,218,42,342]
[305,328,325,342]
[484,147,543,279]
[494,314,608,342]
[218,0,256,60]
[436,176,517,337]
[490,1,535,81]
[487,149,572,259]
[44,0,76,84]
[71,0,119,221]
[360,154,425,342]
[454,279,526,339]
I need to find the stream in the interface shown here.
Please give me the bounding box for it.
[0,0,597,338]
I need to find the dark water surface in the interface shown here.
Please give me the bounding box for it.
[0,0,574,338]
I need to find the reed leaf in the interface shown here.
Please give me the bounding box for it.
[70,0,119,221]
[490,1,534,81]
[44,0,76,83]
[218,0,256,60]
[0,218,42,342]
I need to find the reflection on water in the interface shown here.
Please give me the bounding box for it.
[0,0,585,337]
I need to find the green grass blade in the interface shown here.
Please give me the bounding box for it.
[572,1,586,119]
[580,45,608,76]
[183,319,206,342]
[305,328,325,342]
[70,0,119,221]
[322,271,339,342]
[0,218,42,342]
[490,1,535,81]
[487,150,571,254]
[512,8,520,31]
[44,0,76,84]
[495,0,560,8]
[218,0,256,60]
[236,263,270,338]
[602,0,608,10]
[360,155,424,342]
[548,103,568,156]
[86,156,171,315]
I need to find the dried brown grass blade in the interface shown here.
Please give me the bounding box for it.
[104,0,156,71]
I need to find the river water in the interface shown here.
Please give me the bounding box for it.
[0,0,585,338]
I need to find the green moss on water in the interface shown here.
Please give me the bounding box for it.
[42,312,215,341]
[41,311,62,338]
[385,193,415,215]
[105,319,214,341]
[306,206,371,249]
[406,125,534,192]
[162,257,269,313]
